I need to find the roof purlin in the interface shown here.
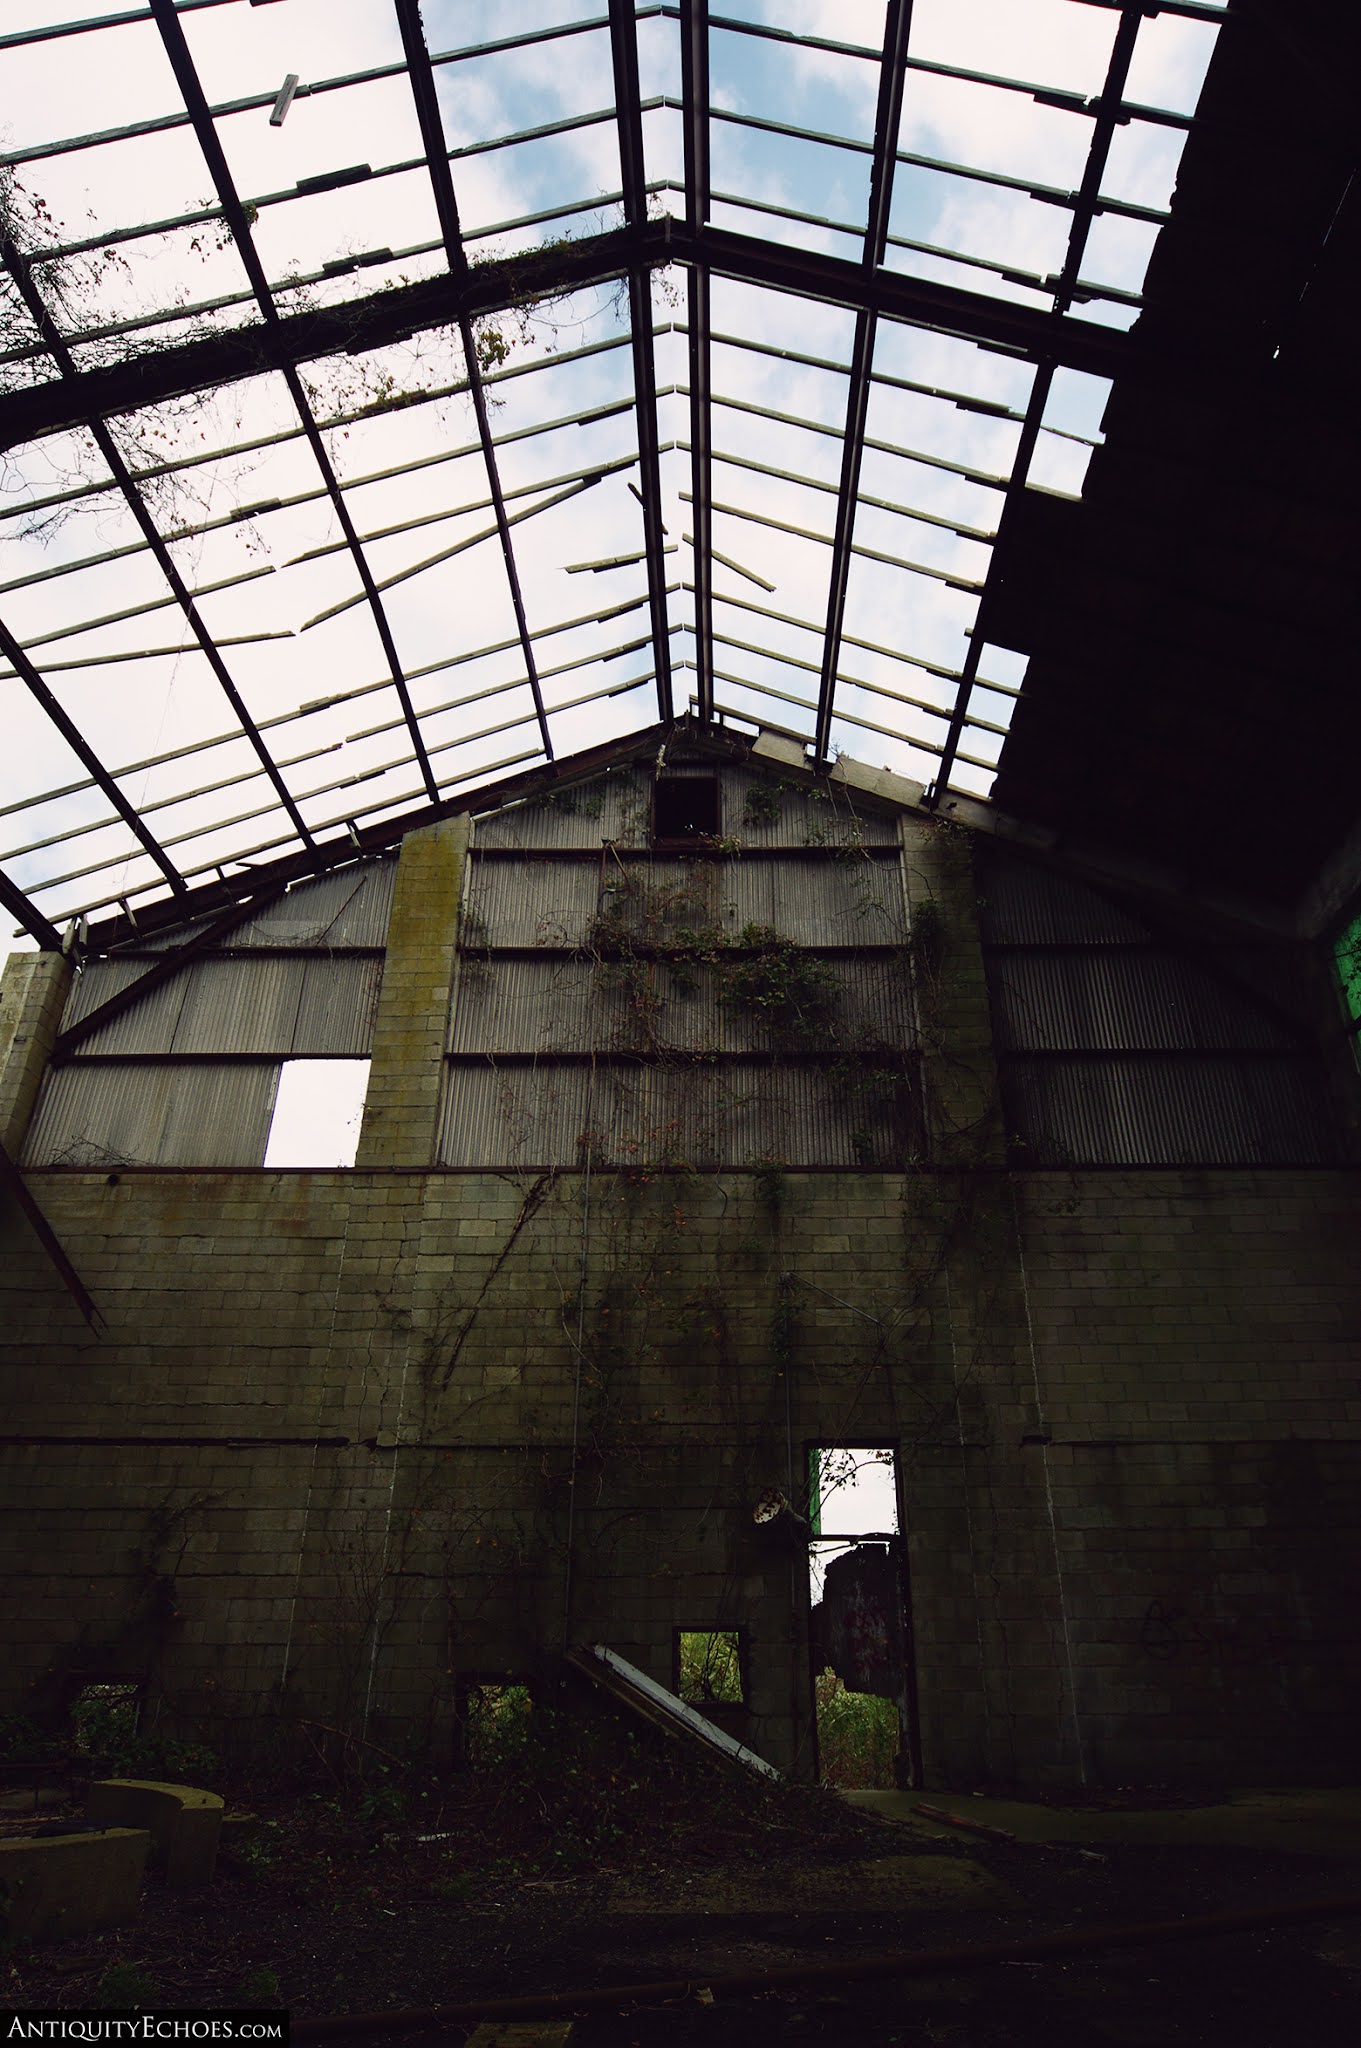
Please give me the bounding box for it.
[0,222,1140,458]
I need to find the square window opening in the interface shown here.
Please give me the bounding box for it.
[461,1681,533,1771]
[675,1629,745,1706]
[69,1681,141,1759]
[263,1057,370,1168]
[653,775,720,844]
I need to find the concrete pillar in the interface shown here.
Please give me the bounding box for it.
[900,817,1007,1168]
[355,816,470,1168]
[0,950,72,1156]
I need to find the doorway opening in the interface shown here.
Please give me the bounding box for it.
[69,1680,141,1762]
[806,1446,916,1789]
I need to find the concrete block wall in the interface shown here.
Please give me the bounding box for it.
[2,805,1359,1789]
[0,951,71,1153]
[1015,1173,1361,1784]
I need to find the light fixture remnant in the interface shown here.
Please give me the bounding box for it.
[270,74,300,127]
[753,1487,806,1526]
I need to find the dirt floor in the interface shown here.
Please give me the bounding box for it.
[4,1752,1361,2046]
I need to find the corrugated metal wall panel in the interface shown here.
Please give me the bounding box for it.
[295,955,385,1055]
[468,762,905,854]
[981,843,1336,1166]
[990,953,1298,1052]
[1003,1056,1335,1166]
[466,859,603,948]
[473,770,650,849]
[977,853,1149,945]
[438,1055,922,1169]
[450,956,600,1055]
[230,862,394,948]
[729,855,907,945]
[63,959,142,1025]
[1216,946,1321,1030]
[467,847,907,951]
[141,917,214,953]
[723,766,900,848]
[24,1061,278,1168]
[450,954,913,1058]
[61,960,191,1054]
[438,1060,592,1169]
[169,957,305,1055]
[128,860,394,955]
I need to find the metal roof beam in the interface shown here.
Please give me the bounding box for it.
[0,228,642,451]
[685,223,1136,376]
[609,0,674,724]
[682,0,713,723]
[0,332,643,528]
[0,866,63,952]
[0,218,1143,454]
[394,0,555,761]
[0,613,186,904]
[814,0,912,763]
[3,589,667,842]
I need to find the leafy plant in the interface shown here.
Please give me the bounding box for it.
[742,784,783,828]
[907,898,946,977]
[464,1684,533,1770]
[70,1683,139,1761]
[677,1631,743,1705]
[814,1672,899,1789]
[234,1820,282,1880]
[718,925,839,1041]
[751,1155,786,1215]
[96,1962,160,2010]
[235,1967,282,2009]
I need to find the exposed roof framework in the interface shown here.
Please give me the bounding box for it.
[0,0,1280,950]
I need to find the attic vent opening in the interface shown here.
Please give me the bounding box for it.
[653,774,720,844]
